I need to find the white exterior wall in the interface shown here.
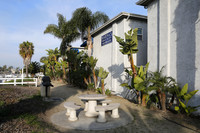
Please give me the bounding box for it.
[147,0,200,113]
[93,17,147,96]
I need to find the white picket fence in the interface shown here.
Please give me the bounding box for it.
[0,78,38,87]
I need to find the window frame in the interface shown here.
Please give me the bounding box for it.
[137,28,143,41]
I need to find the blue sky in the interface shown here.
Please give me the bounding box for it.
[0,0,146,68]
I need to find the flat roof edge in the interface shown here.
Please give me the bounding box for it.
[91,12,147,36]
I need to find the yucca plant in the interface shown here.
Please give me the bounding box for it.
[98,67,109,95]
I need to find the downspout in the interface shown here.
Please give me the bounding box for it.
[157,0,160,71]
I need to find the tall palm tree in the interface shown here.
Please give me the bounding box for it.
[19,41,34,77]
[71,7,109,56]
[44,13,80,79]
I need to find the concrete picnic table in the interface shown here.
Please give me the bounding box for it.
[78,94,107,117]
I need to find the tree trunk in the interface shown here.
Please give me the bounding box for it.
[136,91,141,104]
[87,26,92,57]
[141,92,147,106]
[129,54,137,78]
[52,66,55,80]
[26,64,28,77]
[161,92,166,111]
[101,79,105,95]
[88,76,91,84]
[84,77,89,85]
[62,57,66,80]
[157,89,166,110]
[92,69,97,88]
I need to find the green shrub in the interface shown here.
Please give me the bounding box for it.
[174,83,200,115]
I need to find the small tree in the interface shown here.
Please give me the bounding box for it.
[148,67,175,111]
[115,28,138,77]
[44,13,80,79]
[115,28,141,103]
[19,41,34,77]
[98,67,109,95]
[28,61,41,77]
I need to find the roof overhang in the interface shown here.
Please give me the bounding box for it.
[136,0,154,6]
[91,12,147,37]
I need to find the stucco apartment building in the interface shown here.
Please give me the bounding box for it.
[137,0,200,113]
[91,12,147,96]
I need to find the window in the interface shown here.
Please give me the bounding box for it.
[137,28,142,41]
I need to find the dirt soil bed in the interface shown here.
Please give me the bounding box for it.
[0,82,200,133]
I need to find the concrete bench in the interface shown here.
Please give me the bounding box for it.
[99,99,112,106]
[64,102,81,121]
[81,99,88,111]
[95,103,120,122]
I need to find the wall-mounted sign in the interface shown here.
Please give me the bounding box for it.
[101,31,112,46]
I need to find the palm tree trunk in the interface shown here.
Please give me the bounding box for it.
[92,69,97,88]
[129,54,137,77]
[26,64,28,77]
[87,26,92,57]
[62,64,66,79]
[84,77,89,85]
[62,57,66,80]
[141,91,147,106]
[157,89,165,110]
[137,91,141,104]
[101,79,105,95]
[88,76,91,83]
[161,92,166,111]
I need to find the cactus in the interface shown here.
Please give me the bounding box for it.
[98,67,109,95]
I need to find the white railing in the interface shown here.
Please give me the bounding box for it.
[0,78,38,87]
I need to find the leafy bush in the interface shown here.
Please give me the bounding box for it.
[174,84,200,115]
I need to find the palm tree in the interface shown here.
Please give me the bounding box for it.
[149,67,175,111]
[19,41,34,77]
[44,13,80,79]
[71,7,109,56]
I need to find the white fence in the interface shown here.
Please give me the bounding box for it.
[0,78,38,87]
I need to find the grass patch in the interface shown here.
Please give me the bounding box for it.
[20,114,40,126]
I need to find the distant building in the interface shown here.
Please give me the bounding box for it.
[91,12,147,96]
[136,0,200,113]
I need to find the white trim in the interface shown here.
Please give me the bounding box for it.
[167,0,171,76]
[0,78,38,87]
[91,12,147,36]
